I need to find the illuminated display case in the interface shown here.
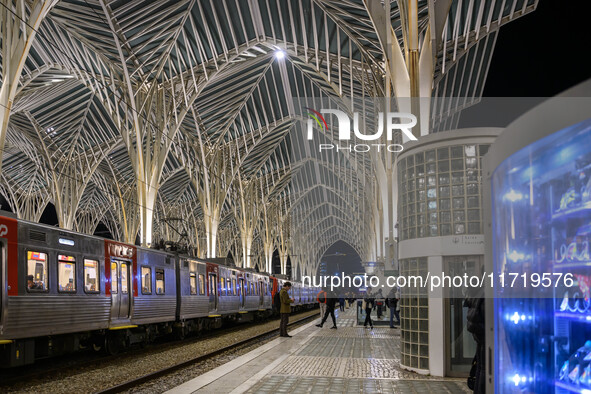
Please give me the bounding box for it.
[485,86,591,393]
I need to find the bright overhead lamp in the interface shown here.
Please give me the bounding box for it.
[275,50,286,59]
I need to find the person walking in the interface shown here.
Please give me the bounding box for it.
[338,295,345,312]
[316,290,338,329]
[317,288,328,323]
[363,290,375,329]
[387,287,400,328]
[279,282,295,337]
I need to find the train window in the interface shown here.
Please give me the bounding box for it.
[120,263,129,294]
[190,273,197,295]
[232,278,237,295]
[58,255,76,293]
[155,269,165,295]
[141,266,152,294]
[220,277,226,295]
[26,251,48,291]
[250,282,254,296]
[111,262,118,293]
[84,259,99,293]
[198,274,205,295]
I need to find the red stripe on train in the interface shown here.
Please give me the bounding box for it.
[0,216,19,296]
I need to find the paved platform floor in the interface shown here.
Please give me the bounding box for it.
[166,306,471,394]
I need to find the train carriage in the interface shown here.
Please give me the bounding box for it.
[0,211,317,367]
[177,257,209,320]
[242,271,260,311]
[130,247,177,327]
[4,219,109,340]
[217,265,240,315]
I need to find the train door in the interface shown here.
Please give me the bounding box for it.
[208,273,217,311]
[258,281,264,308]
[110,259,131,320]
[239,278,245,308]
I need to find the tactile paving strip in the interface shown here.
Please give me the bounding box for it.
[296,337,400,359]
[342,358,402,379]
[311,326,400,339]
[245,376,472,393]
[271,356,440,380]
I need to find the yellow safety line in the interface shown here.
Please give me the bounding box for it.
[0,340,13,345]
[239,311,249,314]
[208,314,222,317]
[109,325,138,330]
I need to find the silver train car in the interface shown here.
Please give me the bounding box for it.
[0,212,317,367]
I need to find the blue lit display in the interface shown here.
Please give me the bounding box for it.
[492,118,591,393]
[503,189,524,202]
[507,250,526,263]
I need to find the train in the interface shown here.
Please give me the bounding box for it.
[0,211,318,367]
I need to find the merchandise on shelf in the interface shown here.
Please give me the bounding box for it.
[491,117,591,393]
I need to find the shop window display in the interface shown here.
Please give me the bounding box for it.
[491,118,591,393]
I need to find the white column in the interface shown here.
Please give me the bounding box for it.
[428,249,445,377]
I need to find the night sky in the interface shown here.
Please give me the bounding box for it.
[483,0,591,97]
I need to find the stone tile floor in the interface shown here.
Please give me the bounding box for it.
[244,307,471,393]
[245,376,471,393]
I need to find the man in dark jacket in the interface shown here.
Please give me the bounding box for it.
[316,290,338,329]
[279,282,294,337]
[363,290,375,329]
[465,294,485,393]
[375,289,385,319]
[387,288,400,328]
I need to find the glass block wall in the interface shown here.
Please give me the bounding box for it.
[400,257,429,370]
[397,144,490,241]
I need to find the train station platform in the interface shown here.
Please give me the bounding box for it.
[166,306,470,394]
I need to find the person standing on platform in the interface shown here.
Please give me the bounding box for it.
[316,290,338,329]
[344,291,350,308]
[279,282,294,337]
[387,287,400,328]
[465,290,485,393]
[338,295,345,312]
[363,290,375,329]
[349,293,356,308]
[317,288,327,323]
[375,289,385,319]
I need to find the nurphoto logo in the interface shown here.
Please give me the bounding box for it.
[305,108,418,153]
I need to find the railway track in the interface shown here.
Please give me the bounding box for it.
[0,309,318,392]
[94,313,317,394]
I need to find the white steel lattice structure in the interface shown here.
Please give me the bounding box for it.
[0,0,537,277]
